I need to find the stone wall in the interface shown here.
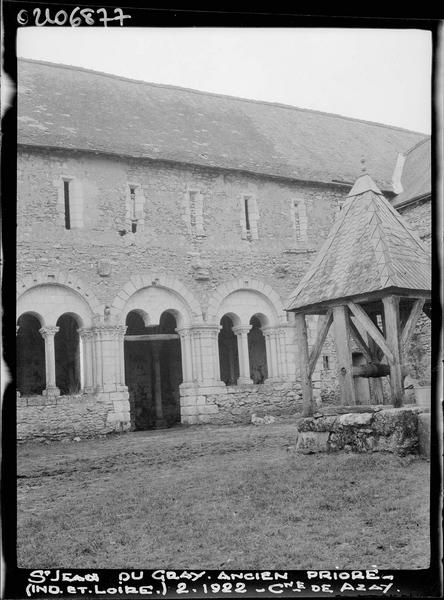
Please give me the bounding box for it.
[180,381,302,425]
[296,406,426,455]
[16,147,432,440]
[397,198,432,384]
[397,198,431,248]
[17,391,131,442]
[17,147,345,309]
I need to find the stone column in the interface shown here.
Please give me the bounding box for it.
[78,328,94,393]
[151,342,166,428]
[190,329,200,382]
[39,326,60,397]
[233,325,253,384]
[177,328,193,383]
[263,327,280,380]
[116,325,127,387]
[277,327,288,379]
[193,325,222,384]
[93,325,125,392]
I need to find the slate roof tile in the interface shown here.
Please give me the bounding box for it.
[287,174,431,312]
[18,58,426,190]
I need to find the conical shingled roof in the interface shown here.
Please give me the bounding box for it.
[286,172,431,312]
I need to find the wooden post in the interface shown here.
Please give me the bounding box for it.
[383,295,404,408]
[367,313,385,405]
[401,298,425,349]
[333,306,356,405]
[294,313,313,417]
[308,309,333,377]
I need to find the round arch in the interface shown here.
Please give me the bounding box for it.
[16,310,44,328]
[111,273,203,328]
[17,271,102,327]
[207,278,286,326]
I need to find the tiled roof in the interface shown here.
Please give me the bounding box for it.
[286,173,431,312]
[18,59,426,190]
[392,138,431,206]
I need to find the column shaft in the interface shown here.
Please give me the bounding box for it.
[40,326,60,396]
[233,325,252,384]
[78,329,94,392]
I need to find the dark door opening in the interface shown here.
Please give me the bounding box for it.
[55,313,81,395]
[17,313,46,396]
[124,310,182,430]
[248,316,268,383]
[218,315,239,385]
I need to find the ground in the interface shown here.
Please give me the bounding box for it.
[17,421,430,569]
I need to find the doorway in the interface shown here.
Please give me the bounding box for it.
[124,310,182,429]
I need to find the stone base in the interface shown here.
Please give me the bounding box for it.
[180,380,302,425]
[17,391,131,442]
[42,386,60,397]
[296,406,426,455]
[417,413,431,458]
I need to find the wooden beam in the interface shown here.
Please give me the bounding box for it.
[347,302,394,364]
[368,313,384,362]
[289,289,431,316]
[294,313,313,417]
[333,305,356,405]
[383,295,404,408]
[401,298,425,349]
[124,334,179,341]
[348,316,373,362]
[352,364,390,378]
[308,309,333,377]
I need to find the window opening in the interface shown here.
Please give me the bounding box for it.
[244,197,251,233]
[64,180,71,230]
[130,185,137,233]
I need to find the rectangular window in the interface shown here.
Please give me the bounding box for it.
[240,194,258,240]
[376,314,383,331]
[63,180,71,230]
[291,198,307,243]
[185,190,204,236]
[129,185,137,232]
[244,197,251,233]
[189,191,197,231]
[293,200,301,240]
[323,355,329,370]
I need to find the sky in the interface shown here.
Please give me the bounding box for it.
[17,27,432,133]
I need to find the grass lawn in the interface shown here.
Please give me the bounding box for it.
[17,421,430,569]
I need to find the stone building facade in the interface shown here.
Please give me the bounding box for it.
[15,59,432,440]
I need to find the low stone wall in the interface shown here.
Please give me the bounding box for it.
[296,406,426,455]
[17,391,131,442]
[180,381,302,425]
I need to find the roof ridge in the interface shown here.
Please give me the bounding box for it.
[403,136,431,156]
[378,193,429,255]
[18,57,428,136]
[366,200,397,288]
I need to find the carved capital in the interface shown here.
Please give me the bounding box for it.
[176,328,192,339]
[232,325,252,336]
[78,328,94,341]
[39,326,59,339]
[93,325,125,339]
[262,327,279,339]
